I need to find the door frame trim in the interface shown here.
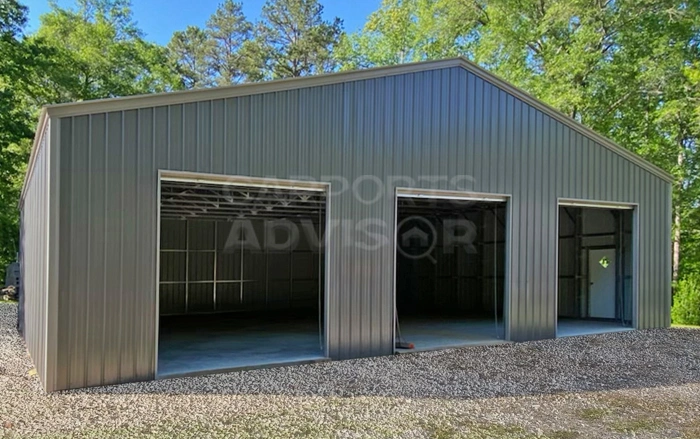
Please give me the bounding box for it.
[154,170,331,377]
[554,198,639,336]
[392,187,512,352]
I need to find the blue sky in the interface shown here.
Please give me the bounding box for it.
[22,0,380,45]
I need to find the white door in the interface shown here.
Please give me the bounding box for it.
[588,248,616,319]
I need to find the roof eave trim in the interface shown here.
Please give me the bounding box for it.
[44,58,464,118]
[19,108,49,208]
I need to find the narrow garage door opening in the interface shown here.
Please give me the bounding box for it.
[157,178,327,377]
[557,205,634,337]
[395,194,508,352]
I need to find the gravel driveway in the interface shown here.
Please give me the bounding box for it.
[1,302,699,438]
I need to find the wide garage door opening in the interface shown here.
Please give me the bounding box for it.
[157,178,327,377]
[395,194,507,352]
[557,205,634,337]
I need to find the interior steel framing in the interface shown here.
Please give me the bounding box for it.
[554,198,639,335]
[154,172,331,376]
[392,187,512,351]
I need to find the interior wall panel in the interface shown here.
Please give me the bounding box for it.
[51,66,673,390]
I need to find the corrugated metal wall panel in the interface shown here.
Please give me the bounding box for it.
[51,66,672,389]
[20,122,50,386]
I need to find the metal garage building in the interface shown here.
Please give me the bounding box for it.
[20,57,672,392]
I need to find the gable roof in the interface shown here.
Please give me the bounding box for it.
[25,57,673,198]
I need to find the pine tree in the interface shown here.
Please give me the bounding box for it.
[205,0,252,85]
[250,0,344,79]
[168,25,215,89]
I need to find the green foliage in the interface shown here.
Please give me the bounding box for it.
[250,0,344,79]
[168,25,215,89]
[33,0,180,102]
[672,274,700,326]
[206,0,252,85]
[335,0,460,70]
[0,0,39,269]
[167,0,343,85]
[341,0,700,283]
[167,1,255,88]
[0,0,182,269]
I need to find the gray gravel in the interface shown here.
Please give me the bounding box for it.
[1,302,700,438]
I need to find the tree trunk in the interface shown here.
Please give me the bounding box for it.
[672,148,683,286]
[673,208,681,284]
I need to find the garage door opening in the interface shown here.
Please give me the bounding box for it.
[557,204,634,337]
[157,177,327,377]
[394,193,508,352]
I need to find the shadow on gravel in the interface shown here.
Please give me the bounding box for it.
[64,328,700,400]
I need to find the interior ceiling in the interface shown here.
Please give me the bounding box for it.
[160,180,326,221]
[397,197,505,217]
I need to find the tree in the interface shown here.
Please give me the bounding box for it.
[682,61,700,276]
[0,0,182,268]
[249,0,344,79]
[205,0,252,85]
[74,0,140,39]
[335,0,459,70]
[671,272,700,325]
[168,25,215,89]
[33,0,179,102]
[0,0,44,268]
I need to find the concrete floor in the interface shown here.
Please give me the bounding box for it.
[157,314,325,378]
[157,315,631,376]
[396,317,508,352]
[557,318,633,337]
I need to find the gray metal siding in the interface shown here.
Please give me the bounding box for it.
[20,123,50,386]
[52,66,672,390]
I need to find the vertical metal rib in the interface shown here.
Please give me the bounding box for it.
[213,221,217,311]
[184,221,189,314]
[239,226,244,305]
[318,210,323,351]
[494,208,499,338]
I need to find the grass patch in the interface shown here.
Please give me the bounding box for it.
[684,419,700,439]
[547,431,580,439]
[588,394,667,434]
[418,419,554,439]
[672,323,700,329]
[577,407,609,421]
[611,418,663,434]
[426,423,459,439]
[480,424,531,437]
